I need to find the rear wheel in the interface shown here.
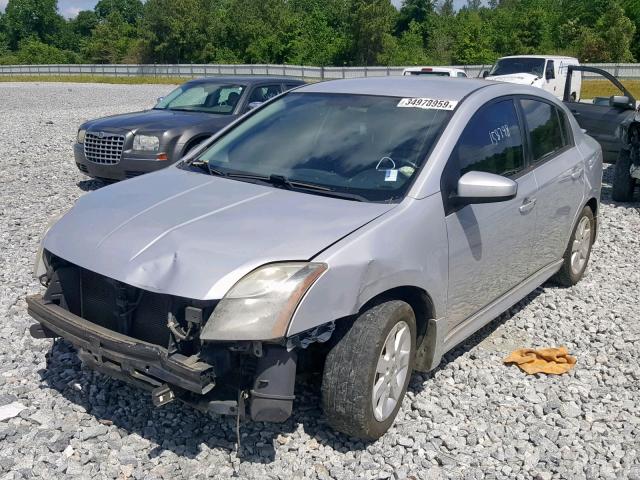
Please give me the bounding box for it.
[322,300,416,440]
[612,148,636,202]
[552,206,595,287]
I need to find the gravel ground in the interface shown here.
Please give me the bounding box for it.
[1,82,639,480]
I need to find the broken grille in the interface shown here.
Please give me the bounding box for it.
[84,132,125,164]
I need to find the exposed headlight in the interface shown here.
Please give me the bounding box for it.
[77,129,86,144]
[133,135,160,151]
[201,262,327,341]
[33,211,66,279]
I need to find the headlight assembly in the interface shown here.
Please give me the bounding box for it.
[77,129,86,144]
[201,262,327,341]
[33,211,66,279]
[133,134,160,152]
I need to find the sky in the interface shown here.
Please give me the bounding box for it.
[1,0,473,19]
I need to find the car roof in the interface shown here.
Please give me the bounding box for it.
[296,76,490,101]
[186,76,305,85]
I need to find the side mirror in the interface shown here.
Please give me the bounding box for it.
[482,70,489,79]
[247,101,263,111]
[610,95,632,109]
[545,68,555,80]
[454,171,518,205]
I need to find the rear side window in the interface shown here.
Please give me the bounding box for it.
[520,99,567,163]
[453,99,525,178]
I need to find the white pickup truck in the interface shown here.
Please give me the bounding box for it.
[483,55,581,100]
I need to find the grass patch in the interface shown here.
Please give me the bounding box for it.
[581,79,640,99]
[0,74,189,85]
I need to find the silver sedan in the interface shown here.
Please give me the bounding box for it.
[29,76,602,440]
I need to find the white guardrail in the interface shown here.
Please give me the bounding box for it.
[2,63,640,79]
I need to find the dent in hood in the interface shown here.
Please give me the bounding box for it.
[44,168,395,299]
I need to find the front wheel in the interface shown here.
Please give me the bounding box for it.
[322,300,416,440]
[552,206,595,287]
[612,148,636,202]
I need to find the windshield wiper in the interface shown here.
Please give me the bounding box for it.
[185,160,228,177]
[229,173,367,202]
[187,167,367,202]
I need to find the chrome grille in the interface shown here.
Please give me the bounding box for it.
[84,132,125,164]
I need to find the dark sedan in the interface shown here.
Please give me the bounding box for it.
[74,76,304,181]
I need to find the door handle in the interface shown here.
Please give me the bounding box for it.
[519,197,537,214]
[571,167,584,180]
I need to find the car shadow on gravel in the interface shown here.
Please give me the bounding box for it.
[409,286,545,392]
[77,179,108,191]
[36,287,547,465]
[37,340,337,464]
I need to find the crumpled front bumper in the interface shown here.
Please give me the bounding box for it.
[26,294,215,395]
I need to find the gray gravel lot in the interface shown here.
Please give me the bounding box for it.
[1,82,639,480]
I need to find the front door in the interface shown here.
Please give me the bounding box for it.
[443,99,538,327]
[563,66,636,162]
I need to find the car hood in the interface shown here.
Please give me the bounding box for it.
[84,109,232,132]
[44,168,395,299]
[486,73,540,85]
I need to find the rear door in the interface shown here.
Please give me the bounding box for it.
[563,66,636,162]
[518,97,585,271]
[443,98,538,327]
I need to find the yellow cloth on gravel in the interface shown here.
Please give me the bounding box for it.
[504,347,576,375]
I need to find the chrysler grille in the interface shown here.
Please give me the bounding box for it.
[84,132,125,164]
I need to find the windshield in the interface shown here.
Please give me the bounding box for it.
[489,58,546,77]
[193,92,452,202]
[154,83,245,114]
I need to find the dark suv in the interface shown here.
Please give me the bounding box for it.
[74,76,304,181]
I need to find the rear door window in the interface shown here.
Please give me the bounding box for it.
[248,84,283,104]
[520,99,567,163]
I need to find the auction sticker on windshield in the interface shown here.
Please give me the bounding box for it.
[397,98,458,111]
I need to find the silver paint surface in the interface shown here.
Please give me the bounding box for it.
[42,77,603,356]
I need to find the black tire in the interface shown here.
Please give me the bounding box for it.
[552,206,595,287]
[612,149,635,202]
[321,300,416,440]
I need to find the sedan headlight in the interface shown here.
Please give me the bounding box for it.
[133,134,160,151]
[33,211,66,279]
[77,129,86,144]
[202,262,327,341]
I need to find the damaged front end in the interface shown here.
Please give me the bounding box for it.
[28,252,310,422]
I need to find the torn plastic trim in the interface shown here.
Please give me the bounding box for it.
[286,321,335,351]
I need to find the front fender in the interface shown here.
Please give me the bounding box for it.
[287,194,449,336]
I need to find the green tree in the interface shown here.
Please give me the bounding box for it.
[15,37,78,63]
[95,0,143,24]
[71,10,99,37]
[396,0,434,35]
[3,0,62,48]
[83,12,138,62]
[379,20,430,65]
[140,0,214,63]
[349,0,398,65]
